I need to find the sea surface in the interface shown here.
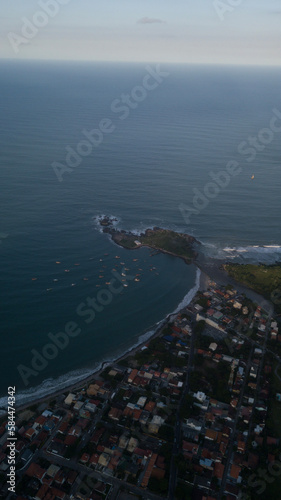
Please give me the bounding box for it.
[1,60,281,408]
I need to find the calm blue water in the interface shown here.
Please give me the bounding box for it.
[1,60,281,406]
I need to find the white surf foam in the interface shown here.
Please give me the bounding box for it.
[202,242,281,264]
[1,268,201,410]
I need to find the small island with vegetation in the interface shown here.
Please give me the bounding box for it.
[103,225,199,264]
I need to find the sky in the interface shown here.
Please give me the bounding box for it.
[0,0,280,65]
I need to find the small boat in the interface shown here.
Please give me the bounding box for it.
[47,288,52,291]
[121,262,125,265]
[53,279,58,282]
[32,278,37,281]
[121,273,126,277]
[100,259,103,262]
[71,283,76,286]
[74,263,80,266]
[115,256,120,259]
[56,261,61,264]
[99,275,104,278]
[251,175,255,180]
[125,268,130,271]
[65,269,70,273]
[106,282,111,285]
[123,284,128,287]
[133,259,138,262]
[83,278,88,281]
[134,278,140,282]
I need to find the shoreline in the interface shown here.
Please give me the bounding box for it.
[7,253,274,415]
[12,267,204,414]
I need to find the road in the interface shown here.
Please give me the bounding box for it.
[41,450,164,500]
[218,345,254,499]
[168,315,196,500]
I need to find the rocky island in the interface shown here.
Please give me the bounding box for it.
[102,224,199,264]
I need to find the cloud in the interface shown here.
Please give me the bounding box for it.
[137,17,165,25]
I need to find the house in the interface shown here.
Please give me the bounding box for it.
[34,415,47,429]
[127,437,138,453]
[214,463,225,482]
[228,464,241,483]
[25,463,46,481]
[128,369,138,383]
[119,434,129,449]
[46,464,60,478]
[141,453,158,488]
[185,418,202,432]
[89,453,100,466]
[108,407,122,421]
[80,453,90,464]
[144,401,156,412]
[205,429,217,441]
[85,400,97,413]
[148,415,164,434]
[24,427,37,440]
[137,397,147,407]
[98,452,110,467]
[182,441,199,460]
[250,365,258,379]
[64,393,76,405]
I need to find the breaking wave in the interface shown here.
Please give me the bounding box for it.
[202,242,281,264]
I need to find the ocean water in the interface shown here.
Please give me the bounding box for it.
[1,60,281,407]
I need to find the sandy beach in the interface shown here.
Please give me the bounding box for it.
[14,254,273,415]
[15,268,207,414]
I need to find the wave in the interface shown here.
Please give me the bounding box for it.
[201,242,281,264]
[92,214,121,233]
[0,268,201,412]
[0,364,102,411]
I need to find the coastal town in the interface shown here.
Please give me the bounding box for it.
[1,275,281,500]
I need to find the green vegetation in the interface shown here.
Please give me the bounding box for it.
[148,476,169,493]
[111,228,197,263]
[225,263,281,312]
[189,361,231,403]
[175,481,193,499]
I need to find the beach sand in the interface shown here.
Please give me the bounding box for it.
[15,256,273,415]
[16,275,203,413]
